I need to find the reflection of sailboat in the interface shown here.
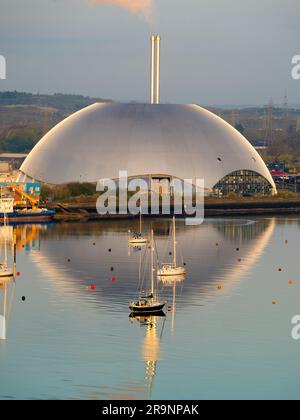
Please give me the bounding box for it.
[0,204,14,278]
[128,206,148,245]
[129,230,166,314]
[130,313,165,398]
[157,217,186,276]
[0,276,15,340]
[158,274,185,335]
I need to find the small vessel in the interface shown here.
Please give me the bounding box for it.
[157,216,186,277]
[128,206,148,245]
[129,230,166,314]
[0,189,55,224]
[0,211,14,278]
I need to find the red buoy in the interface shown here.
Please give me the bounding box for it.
[17,272,20,277]
[91,284,95,290]
[111,277,116,283]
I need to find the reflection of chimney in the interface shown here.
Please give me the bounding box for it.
[150,35,161,104]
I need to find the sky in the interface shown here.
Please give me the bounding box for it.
[0,0,299,106]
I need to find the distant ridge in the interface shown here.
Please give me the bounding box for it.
[0,91,113,112]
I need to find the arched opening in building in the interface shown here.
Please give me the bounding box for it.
[212,170,274,197]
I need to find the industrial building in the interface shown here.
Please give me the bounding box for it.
[17,36,276,197]
[0,153,27,173]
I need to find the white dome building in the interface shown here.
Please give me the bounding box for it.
[18,102,276,196]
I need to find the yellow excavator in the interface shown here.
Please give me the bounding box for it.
[10,186,40,212]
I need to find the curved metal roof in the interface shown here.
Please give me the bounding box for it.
[19,103,275,190]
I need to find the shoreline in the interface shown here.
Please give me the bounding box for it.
[38,199,300,220]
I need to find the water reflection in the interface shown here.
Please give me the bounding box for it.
[130,313,166,398]
[158,274,185,335]
[0,217,283,399]
[24,218,275,310]
[0,224,17,341]
[0,277,15,340]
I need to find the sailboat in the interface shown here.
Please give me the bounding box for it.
[0,210,14,278]
[129,229,166,314]
[157,216,186,276]
[128,206,148,245]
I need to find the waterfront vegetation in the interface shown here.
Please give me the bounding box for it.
[40,182,300,206]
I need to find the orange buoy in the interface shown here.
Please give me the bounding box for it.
[217,285,222,290]
[288,280,294,285]
[272,300,277,305]
[167,305,172,312]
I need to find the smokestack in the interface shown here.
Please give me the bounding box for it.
[156,35,161,104]
[150,35,155,105]
[150,35,161,104]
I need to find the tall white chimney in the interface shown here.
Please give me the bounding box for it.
[150,35,155,105]
[156,35,161,104]
[150,35,161,104]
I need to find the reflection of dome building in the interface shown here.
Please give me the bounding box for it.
[18,103,276,196]
[27,218,275,306]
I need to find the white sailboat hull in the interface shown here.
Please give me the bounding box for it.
[0,270,14,278]
[128,236,148,245]
[157,265,186,276]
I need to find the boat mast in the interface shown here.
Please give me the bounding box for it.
[173,216,176,267]
[4,212,7,269]
[13,229,16,277]
[139,205,142,234]
[151,229,154,296]
[171,281,176,336]
[3,283,7,322]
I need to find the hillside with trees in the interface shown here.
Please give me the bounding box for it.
[0,91,112,153]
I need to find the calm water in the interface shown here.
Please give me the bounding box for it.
[0,217,300,400]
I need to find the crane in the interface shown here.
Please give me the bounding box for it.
[10,186,39,212]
